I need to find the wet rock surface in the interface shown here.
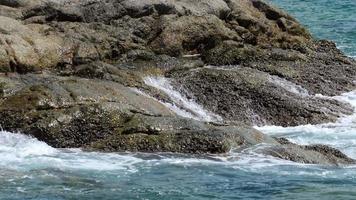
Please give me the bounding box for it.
[263,138,356,165]
[170,67,353,126]
[1,0,356,165]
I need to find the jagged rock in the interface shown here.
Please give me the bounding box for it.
[0,0,355,165]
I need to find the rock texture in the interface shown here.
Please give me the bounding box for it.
[263,138,356,165]
[169,66,352,126]
[0,0,356,165]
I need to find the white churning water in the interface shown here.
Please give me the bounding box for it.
[141,76,222,122]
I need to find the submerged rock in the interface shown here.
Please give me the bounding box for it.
[0,0,356,165]
[263,138,356,165]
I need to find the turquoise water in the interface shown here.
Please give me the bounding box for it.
[2,1,356,199]
[269,0,356,58]
[2,129,356,200]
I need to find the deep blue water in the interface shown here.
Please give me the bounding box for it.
[1,1,356,199]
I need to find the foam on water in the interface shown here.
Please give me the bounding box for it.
[0,131,57,157]
[143,76,222,122]
[0,130,324,173]
[0,131,144,172]
[1,125,356,199]
[256,91,356,158]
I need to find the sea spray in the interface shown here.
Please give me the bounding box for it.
[256,91,356,158]
[0,130,142,171]
[142,76,223,122]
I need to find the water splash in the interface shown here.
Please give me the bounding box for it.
[143,76,223,122]
[256,91,356,158]
[0,131,142,172]
[0,130,332,171]
[130,87,199,120]
[268,75,309,96]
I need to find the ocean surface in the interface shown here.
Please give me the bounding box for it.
[1,1,356,199]
[269,0,356,58]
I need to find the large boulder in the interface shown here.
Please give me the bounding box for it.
[0,0,355,165]
[262,138,356,165]
[150,14,240,56]
[0,73,174,146]
[1,74,353,165]
[169,66,353,126]
[0,16,64,73]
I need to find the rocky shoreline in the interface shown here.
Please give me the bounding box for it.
[1,0,356,165]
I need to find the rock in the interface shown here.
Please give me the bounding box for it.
[150,14,240,56]
[170,66,353,126]
[0,0,43,7]
[202,40,259,65]
[0,73,276,153]
[121,0,231,18]
[262,139,356,165]
[0,0,355,165]
[0,16,64,73]
[0,5,23,19]
[0,73,175,146]
[88,115,275,153]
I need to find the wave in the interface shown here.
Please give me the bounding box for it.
[1,77,356,178]
[256,91,356,158]
[0,131,142,172]
[0,130,324,173]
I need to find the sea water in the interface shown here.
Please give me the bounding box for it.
[1,1,356,199]
[268,0,356,58]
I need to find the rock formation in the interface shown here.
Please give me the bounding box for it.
[1,0,356,165]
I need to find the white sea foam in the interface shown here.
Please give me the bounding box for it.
[0,130,143,172]
[1,129,356,180]
[0,131,57,157]
[256,91,356,158]
[0,131,286,172]
[1,80,356,177]
[143,76,222,122]
[0,129,291,173]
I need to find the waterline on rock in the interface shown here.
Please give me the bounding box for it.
[142,76,223,122]
[0,130,332,171]
[130,87,198,120]
[268,75,309,96]
[256,91,356,158]
[1,129,356,177]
